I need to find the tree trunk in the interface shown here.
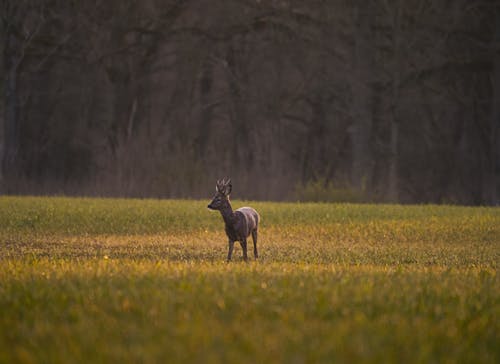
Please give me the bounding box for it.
[388,118,399,202]
[302,92,327,183]
[2,29,21,186]
[350,2,374,192]
[487,10,500,205]
[387,1,403,203]
[226,37,251,168]
[196,57,214,158]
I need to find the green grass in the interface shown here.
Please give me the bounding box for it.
[0,196,499,363]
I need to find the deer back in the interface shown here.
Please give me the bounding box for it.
[235,207,259,237]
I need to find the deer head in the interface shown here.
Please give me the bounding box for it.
[207,178,232,210]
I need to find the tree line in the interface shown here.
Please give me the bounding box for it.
[1,0,499,204]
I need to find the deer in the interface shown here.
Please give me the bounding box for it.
[207,178,260,262]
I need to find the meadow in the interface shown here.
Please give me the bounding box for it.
[0,196,498,363]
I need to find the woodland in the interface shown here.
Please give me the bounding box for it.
[1,0,499,204]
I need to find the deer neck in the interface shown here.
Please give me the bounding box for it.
[219,200,236,226]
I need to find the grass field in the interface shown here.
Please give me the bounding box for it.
[0,196,499,363]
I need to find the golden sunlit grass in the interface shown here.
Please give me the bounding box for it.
[0,196,499,363]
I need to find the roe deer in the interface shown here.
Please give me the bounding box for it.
[207,178,260,261]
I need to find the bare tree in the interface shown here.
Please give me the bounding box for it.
[349,1,375,193]
[1,0,43,187]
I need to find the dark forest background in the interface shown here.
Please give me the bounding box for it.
[1,0,499,204]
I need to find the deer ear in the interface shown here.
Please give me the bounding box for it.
[227,181,232,195]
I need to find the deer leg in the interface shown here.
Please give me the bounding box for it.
[227,240,235,262]
[240,239,248,261]
[252,229,258,259]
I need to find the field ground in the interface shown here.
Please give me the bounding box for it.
[0,197,499,363]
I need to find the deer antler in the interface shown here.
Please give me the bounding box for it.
[216,177,232,196]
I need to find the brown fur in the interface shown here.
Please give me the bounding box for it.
[208,178,259,261]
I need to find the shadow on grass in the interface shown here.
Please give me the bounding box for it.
[0,239,234,263]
